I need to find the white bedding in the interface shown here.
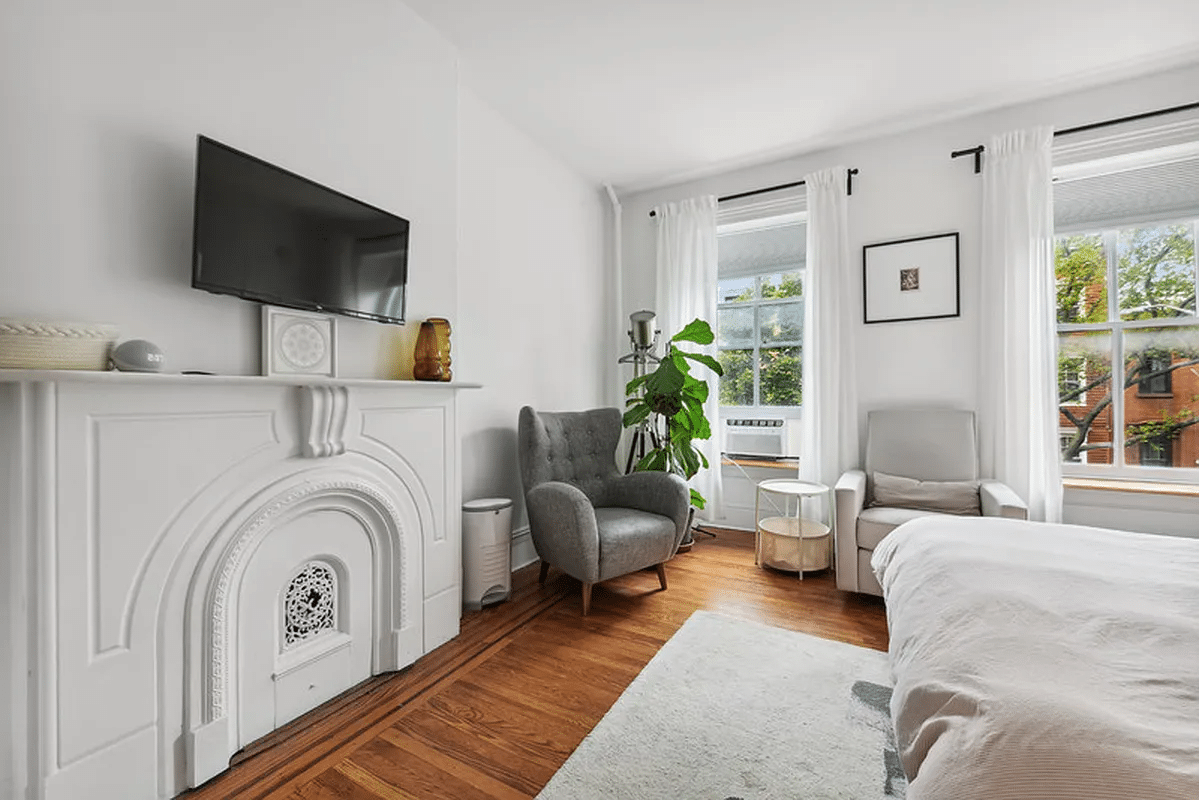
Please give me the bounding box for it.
[872,516,1199,799]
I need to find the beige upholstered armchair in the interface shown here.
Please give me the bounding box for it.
[835,408,1028,595]
[517,406,691,615]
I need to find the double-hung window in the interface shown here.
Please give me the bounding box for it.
[715,213,805,412]
[1054,133,1199,476]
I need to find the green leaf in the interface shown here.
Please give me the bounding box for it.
[674,439,700,478]
[680,350,724,376]
[625,374,648,396]
[622,404,651,427]
[644,358,686,395]
[667,351,692,377]
[679,410,701,438]
[635,450,668,472]
[690,488,706,509]
[669,318,715,346]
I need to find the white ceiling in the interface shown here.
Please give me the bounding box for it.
[403,0,1199,193]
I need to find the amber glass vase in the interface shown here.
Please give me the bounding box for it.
[413,317,452,381]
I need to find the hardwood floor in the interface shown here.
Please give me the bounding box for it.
[179,528,887,799]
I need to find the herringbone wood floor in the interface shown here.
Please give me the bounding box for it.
[179,528,888,799]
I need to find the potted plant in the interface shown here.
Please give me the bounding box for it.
[622,318,724,545]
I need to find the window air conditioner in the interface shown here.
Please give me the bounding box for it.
[723,418,801,458]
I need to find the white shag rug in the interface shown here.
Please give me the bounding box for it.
[537,610,905,800]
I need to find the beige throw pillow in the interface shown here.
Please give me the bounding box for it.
[871,471,981,516]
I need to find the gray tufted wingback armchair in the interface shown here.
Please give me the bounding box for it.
[517,406,691,615]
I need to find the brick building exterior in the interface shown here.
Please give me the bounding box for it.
[1060,355,1199,468]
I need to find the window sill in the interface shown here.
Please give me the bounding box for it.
[722,456,798,471]
[1062,476,1199,498]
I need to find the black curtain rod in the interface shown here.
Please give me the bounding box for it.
[951,100,1199,174]
[1056,99,1199,137]
[722,178,805,203]
[649,168,858,217]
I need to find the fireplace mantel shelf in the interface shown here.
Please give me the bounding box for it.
[0,367,481,389]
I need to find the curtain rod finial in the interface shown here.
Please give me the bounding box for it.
[951,145,985,175]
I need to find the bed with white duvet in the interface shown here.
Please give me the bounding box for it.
[871,516,1199,799]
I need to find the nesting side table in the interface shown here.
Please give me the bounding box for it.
[754,479,834,578]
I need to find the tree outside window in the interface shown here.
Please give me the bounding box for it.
[717,271,802,408]
[1055,220,1199,471]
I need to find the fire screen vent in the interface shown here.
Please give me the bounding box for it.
[283,561,337,649]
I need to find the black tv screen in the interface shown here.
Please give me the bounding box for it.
[192,135,410,324]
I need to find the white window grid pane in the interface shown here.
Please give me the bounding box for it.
[1055,232,1109,325]
[718,306,755,348]
[758,301,803,346]
[1116,222,1198,321]
[718,275,756,303]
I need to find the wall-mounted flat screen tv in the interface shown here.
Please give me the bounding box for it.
[192,135,410,324]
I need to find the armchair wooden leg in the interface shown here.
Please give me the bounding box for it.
[538,561,549,585]
[655,562,668,591]
[581,582,593,616]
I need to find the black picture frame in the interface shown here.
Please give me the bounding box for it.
[862,232,960,324]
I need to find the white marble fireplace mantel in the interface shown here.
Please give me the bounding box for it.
[0,369,479,800]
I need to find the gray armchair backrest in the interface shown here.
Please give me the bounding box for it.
[518,406,622,506]
[865,408,979,483]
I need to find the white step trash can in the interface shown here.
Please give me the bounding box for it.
[462,497,513,610]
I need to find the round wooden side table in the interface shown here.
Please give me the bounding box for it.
[754,479,833,579]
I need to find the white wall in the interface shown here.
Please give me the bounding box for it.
[456,86,607,552]
[621,61,1199,536]
[1064,487,1199,538]
[0,0,458,379]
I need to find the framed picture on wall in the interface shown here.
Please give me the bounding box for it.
[261,305,338,377]
[862,232,960,324]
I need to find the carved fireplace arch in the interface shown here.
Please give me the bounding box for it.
[179,470,424,788]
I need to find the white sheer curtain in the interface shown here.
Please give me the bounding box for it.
[978,127,1063,522]
[653,195,722,521]
[799,169,859,490]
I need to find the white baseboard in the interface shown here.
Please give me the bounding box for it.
[510,525,538,571]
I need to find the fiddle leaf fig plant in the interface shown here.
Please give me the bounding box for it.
[622,318,724,509]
